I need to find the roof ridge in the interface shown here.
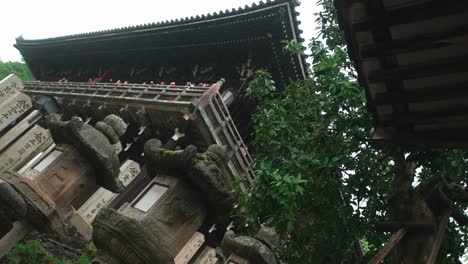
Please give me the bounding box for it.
[16,0,300,43]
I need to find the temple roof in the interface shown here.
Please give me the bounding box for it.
[15,0,308,86]
[335,0,468,148]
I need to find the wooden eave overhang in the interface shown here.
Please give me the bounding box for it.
[15,0,308,86]
[335,0,468,148]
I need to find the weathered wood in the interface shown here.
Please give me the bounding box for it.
[352,0,468,32]
[368,55,468,83]
[427,210,452,264]
[361,24,468,58]
[374,81,468,106]
[24,81,255,189]
[368,228,407,264]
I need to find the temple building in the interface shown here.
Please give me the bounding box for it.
[14,0,308,144]
[335,0,468,148]
[2,1,307,263]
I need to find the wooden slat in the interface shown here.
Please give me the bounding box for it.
[368,228,407,264]
[373,81,468,105]
[427,209,452,264]
[382,107,468,126]
[361,24,468,59]
[368,55,468,83]
[352,0,468,32]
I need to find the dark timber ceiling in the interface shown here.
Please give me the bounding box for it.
[15,0,308,89]
[335,0,468,148]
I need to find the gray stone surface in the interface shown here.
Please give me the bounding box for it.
[221,230,277,264]
[0,74,23,103]
[46,114,123,192]
[95,121,119,144]
[0,179,27,223]
[0,124,53,173]
[0,92,32,133]
[254,226,279,251]
[103,114,127,137]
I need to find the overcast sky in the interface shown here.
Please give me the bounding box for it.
[0,0,317,62]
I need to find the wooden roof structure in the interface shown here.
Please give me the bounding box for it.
[15,0,307,88]
[335,0,468,148]
[23,80,255,189]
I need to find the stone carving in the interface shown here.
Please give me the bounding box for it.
[0,179,27,225]
[144,140,235,224]
[70,160,141,240]
[92,176,206,264]
[221,226,279,264]
[0,124,53,173]
[45,114,127,192]
[0,92,32,133]
[0,74,23,103]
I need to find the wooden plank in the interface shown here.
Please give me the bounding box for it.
[382,107,468,126]
[373,81,468,105]
[368,228,407,264]
[361,24,468,59]
[427,209,452,264]
[368,55,468,83]
[352,0,468,32]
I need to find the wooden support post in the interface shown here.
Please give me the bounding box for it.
[368,228,407,264]
[427,209,452,264]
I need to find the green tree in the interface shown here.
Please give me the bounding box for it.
[236,0,468,263]
[0,60,34,81]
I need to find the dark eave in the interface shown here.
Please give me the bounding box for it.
[335,0,468,148]
[15,0,308,85]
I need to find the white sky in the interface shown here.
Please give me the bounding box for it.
[0,0,317,62]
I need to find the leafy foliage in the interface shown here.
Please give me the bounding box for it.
[7,240,64,264]
[237,0,468,263]
[281,40,303,55]
[0,60,34,81]
[7,240,96,264]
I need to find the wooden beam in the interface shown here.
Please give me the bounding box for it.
[368,55,468,83]
[352,0,468,32]
[382,107,468,126]
[361,24,468,59]
[373,81,468,105]
[372,129,468,149]
[368,228,407,264]
[427,209,452,264]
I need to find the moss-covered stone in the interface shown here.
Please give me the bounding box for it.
[95,121,119,144]
[103,115,127,137]
[46,115,123,192]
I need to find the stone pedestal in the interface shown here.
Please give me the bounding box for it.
[70,160,140,240]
